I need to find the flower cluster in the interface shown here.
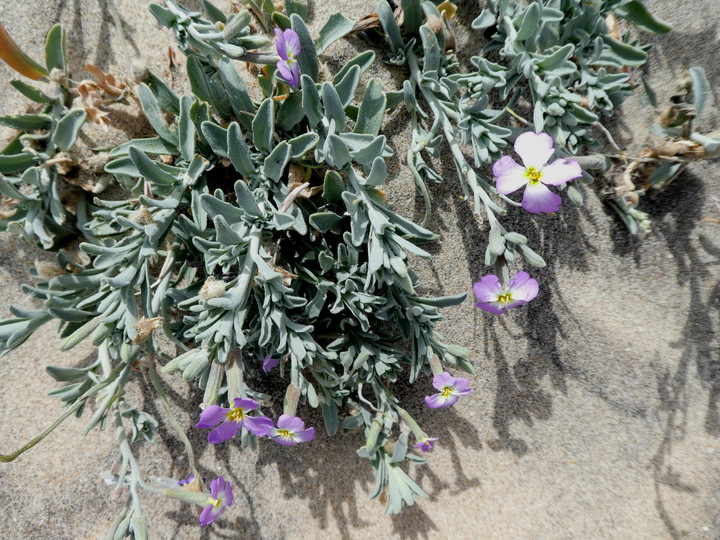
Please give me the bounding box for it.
[196,397,315,447]
[471,132,578,317]
[192,396,314,526]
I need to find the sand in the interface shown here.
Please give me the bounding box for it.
[0,0,718,538]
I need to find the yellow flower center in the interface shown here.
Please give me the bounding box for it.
[497,292,513,306]
[524,166,543,185]
[226,408,246,422]
[440,386,453,398]
[207,497,223,508]
[276,428,293,438]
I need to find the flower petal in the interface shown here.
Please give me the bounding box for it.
[424,393,445,408]
[507,271,539,303]
[493,156,527,195]
[473,275,504,303]
[425,392,459,408]
[514,131,555,168]
[283,28,301,57]
[452,378,472,395]
[277,60,300,87]
[262,355,280,373]
[233,397,258,411]
[522,182,562,214]
[294,426,315,443]
[276,413,305,432]
[178,474,195,486]
[209,476,223,498]
[196,405,228,429]
[288,62,300,87]
[223,484,234,507]
[211,476,234,507]
[274,28,287,60]
[475,301,506,315]
[242,415,273,437]
[207,421,241,444]
[272,435,298,446]
[199,504,220,526]
[277,60,293,83]
[541,158,582,186]
[432,372,455,392]
[414,437,439,452]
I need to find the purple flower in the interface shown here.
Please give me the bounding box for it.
[199,476,234,527]
[178,474,206,486]
[425,372,472,409]
[274,28,301,87]
[196,398,273,444]
[493,132,582,213]
[178,474,195,486]
[413,437,439,453]
[473,271,539,315]
[262,355,280,373]
[269,414,316,446]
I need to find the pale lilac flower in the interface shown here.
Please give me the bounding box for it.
[262,355,280,373]
[196,398,273,444]
[493,132,582,213]
[425,372,472,409]
[199,476,234,527]
[413,437,439,453]
[473,271,539,315]
[274,28,301,87]
[268,414,315,446]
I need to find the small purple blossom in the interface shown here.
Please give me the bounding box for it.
[413,437,439,453]
[269,414,316,446]
[425,372,472,409]
[199,476,234,527]
[473,271,539,315]
[196,398,273,444]
[262,355,280,373]
[493,132,582,214]
[274,28,301,87]
[178,474,206,486]
[178,474,195,486]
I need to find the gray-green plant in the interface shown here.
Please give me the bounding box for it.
[0,1,470,530]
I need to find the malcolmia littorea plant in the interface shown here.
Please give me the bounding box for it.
[0,0,694,534]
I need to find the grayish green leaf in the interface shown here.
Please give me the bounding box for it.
[315,13,355,55]
[354,79,386,136]
[45,24,66,72]
[51,109,86,151]
[253,98,275,154]
[290,14,319,81]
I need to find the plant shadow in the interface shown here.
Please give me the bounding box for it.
[612,167,720,539]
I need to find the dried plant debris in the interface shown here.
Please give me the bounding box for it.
[601,67,719,234]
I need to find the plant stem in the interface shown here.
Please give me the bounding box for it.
[148,367,200,483]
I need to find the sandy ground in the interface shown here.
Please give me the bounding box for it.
[0,0,719,538]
